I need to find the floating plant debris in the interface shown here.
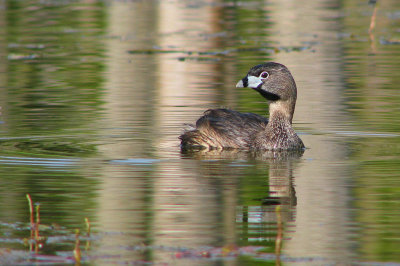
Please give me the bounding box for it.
[7,53,40,60]
[380,37,400,45]
[127,45,313,59]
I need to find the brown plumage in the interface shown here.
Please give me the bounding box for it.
[180,62,305,151]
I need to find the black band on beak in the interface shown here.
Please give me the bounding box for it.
[242,77,248,88]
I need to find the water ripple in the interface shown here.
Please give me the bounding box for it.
[0,156,79,168]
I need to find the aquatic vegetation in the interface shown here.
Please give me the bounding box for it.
[0,195,289,265]
[0,195,90,265]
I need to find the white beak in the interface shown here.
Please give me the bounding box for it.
[236,75,263,88]
[236,79,244,88]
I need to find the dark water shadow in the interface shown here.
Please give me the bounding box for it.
[181,147,304,161]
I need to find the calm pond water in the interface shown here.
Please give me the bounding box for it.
[0,0,399,265]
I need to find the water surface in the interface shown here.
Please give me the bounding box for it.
[0,0,399,265]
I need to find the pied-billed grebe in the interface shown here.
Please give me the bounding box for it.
[180,62,305,151]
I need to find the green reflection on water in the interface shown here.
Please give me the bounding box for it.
[2,1,106,139]
[352,138,400,262]
[342,0,400,261]
[0,137,96,156]
[0,0,104,253]
[0,0,399,264]
[0,164,99,226]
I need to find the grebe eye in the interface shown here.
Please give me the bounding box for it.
[259,71,269,79]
